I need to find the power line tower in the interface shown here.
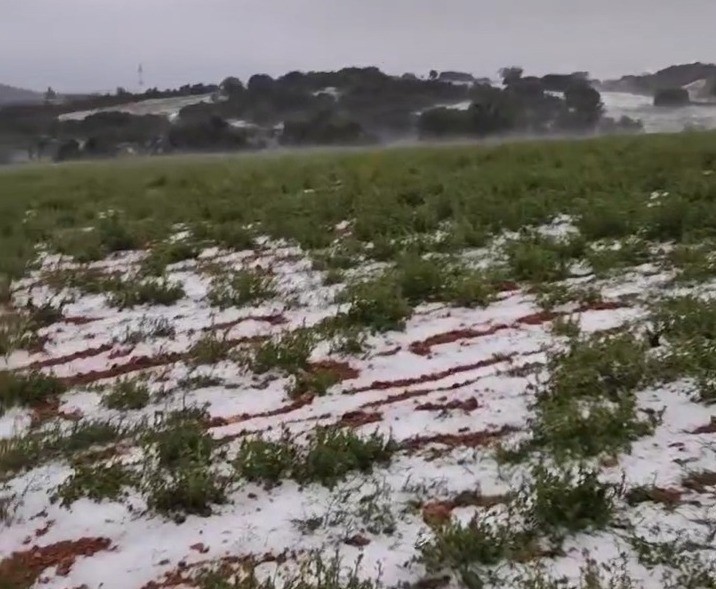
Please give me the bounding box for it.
[138,63,144,90]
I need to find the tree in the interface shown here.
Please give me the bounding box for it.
[429,70,438,81]
[220,77,245,99]
[653,88,690,107]
[557,84,604,130]
[248,74,275,93]
[44,87,57,104]
[500,66,524,86]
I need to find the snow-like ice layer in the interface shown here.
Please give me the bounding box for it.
[57,94,216,122]
[2,234,716,589]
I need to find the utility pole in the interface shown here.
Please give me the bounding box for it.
[138,63,144,90]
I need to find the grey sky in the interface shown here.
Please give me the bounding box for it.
[2,0,714,93]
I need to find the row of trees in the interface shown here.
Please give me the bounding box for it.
[418,69,621,139]
[0,66,647,162]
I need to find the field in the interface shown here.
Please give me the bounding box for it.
[3,132,716,588]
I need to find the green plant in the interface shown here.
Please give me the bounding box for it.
[121,316,176,345]
[52,462,136,507]
[289,369,340,399]
[190,332,234,365]
[551,315,581,338]
[145,461,228,517]
[505,232,580,284]
[103,378,151,410]
[208,268,276,309]
[151,412,214,468]
[297,428,397,488]
[252,329,315,374]
[0,370,66,414]
[141,240,200,276]
[548,332,649,402]
[418,515,538,574]
[234,435,297,486]
[0,314,37,356]
[337,276,412,333]
[107,277,185,308]
[523,464,620,535]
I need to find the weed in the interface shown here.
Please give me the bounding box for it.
[103,378,151,410]
[0,314,37,356]
[197,551,377,589]
[337,276,412,333]
[52,462,136,507]
[505,232,580,284]
[586,237,651,276]
[178,374,224,390]
[193,222,255,251]
[234,434,297,487]
[534,283,573,311]
[527,393,656,460]
[121,316,176,345]
[651,295,716,342]
[95,213,145,253]
[289,369,340,399]
[58,420,130,455]
[233,428,396,488]
[209,268,277,309]
[190,332,234,366]
[666,242,716,283]
[510,332,655,460]
[629,536,716,589]
[252,329,315,374]
[0,370,66,414]
[142,410,224,518]
[547,332,649,402]
[141,240,199,275]
[145,461,228,518]
[329,326,368,356]
[417,515,537,574]
[323,268,344,286]
[297,428,397,488]
[0,435,43,479]
[551,315,581,338]
[150,412,214,468]
[107,276,185,308]
[442,269,498,308]
[522,464,620,536]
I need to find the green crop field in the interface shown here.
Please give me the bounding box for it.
[3,133,716,588]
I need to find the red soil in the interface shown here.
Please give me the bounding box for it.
[27,342,114,370]
[409,326,509,356]
[691,417,716,434]
[0,537,111,586]
[346,353,515,394]
[415,397,480,412]
[402,424,518,451]
[310,360,360,381]
[422,491,508,525]
[338,410,383,428]
[60,351,186,387]
[209,395,315,428]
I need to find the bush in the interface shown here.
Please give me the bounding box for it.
[654,88,690,107]
[0,370,66,414]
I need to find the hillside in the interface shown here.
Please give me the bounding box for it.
[0,68,638,163]
[600,62,716,95]
[0,83,42,106]
[3,134,716,587]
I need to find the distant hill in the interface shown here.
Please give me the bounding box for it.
[600,62,716,95]
[0,83,42,106]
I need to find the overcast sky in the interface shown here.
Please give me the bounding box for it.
[2,0,714,93]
